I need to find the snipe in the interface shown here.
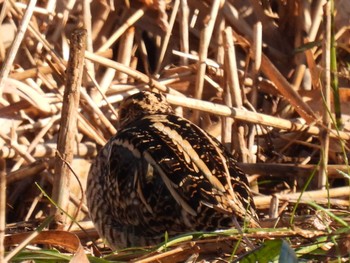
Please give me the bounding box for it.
[86,91,259,249]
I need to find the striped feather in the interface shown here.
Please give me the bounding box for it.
[86,91,259,249]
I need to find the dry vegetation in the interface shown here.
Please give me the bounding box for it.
[1,0,350,262]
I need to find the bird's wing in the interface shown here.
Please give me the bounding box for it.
[107,130,187,234]
[113,114,258,224]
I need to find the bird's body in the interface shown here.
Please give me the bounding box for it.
[86,91,259,249]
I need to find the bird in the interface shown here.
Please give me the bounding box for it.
[86,90,259,249]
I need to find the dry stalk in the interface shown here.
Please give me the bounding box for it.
[85,51,182,96]
[223,27,247,161]
[260,53,317,124]
[255,186,350,209]
[246,22,262,165]
[165,94,350,140]
[77,111,107,145]
[222,45,234,150]
[1,143,96,160]
[10,115,60,172]
[133,244,200,263]
[6,159,51,185]
[238,163,350,179]
[52,28,87,228]
[0,159,5,263]
[193,0,222,122]
[9,65,54,81]
[251,22,262,107]
[309,0,327,44]
[154,0,180,75]
[97,6,147,53]
[0,0,37,98]
[179,0,190,65]
[223,8,318,124]
[115,27,135,83]
[83,0,96,81]
[7,0,66,73]
[318,1,332,189]
[80,89,116,136]
[4,231,41,262]
[0,131,36,163]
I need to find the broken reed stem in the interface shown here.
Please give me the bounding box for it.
[0,160,5,263]
[83,0,96,81]
[52,28,87,227]
[154,0,180,75]
[251,22,262,107]
[179,0,189,65]
[308,0,326,42]
[115,27,135,83]
[247,21,262,166]
[318,2,332,190]
[193,0,222,122]
[222,29,234,149]
[223,27,247,161]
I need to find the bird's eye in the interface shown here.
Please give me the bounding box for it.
[156,94,162,102]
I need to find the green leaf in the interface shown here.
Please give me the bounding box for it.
[238,239,297,263]
[10,249,71,262]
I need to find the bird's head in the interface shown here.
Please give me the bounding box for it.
[118,91,174,128]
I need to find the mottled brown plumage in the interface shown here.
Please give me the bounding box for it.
[86,91,259,249]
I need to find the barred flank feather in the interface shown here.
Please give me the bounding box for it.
[86,91,259,249]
